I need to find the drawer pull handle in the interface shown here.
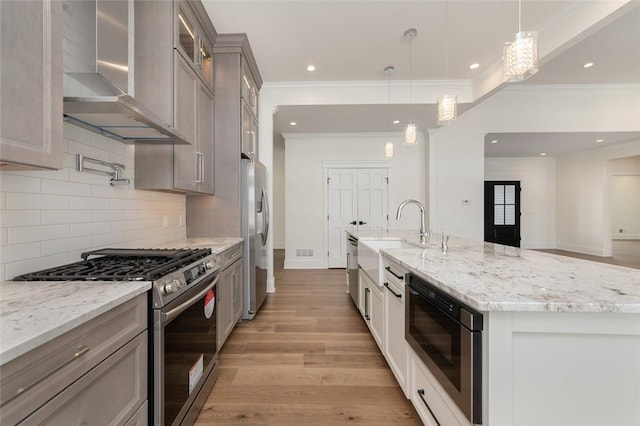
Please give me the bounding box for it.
[385,266,403,280]
[383,282,402,298]
[14,345,90,399]
[417,389,442,426]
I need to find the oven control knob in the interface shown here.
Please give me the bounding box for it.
[175,279,185,289]
[163,279,181,294]
[205,260,216,270]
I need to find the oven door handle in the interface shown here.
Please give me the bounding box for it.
[161,275,219,325]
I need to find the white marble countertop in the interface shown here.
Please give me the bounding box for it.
[350,230,640,313]
[159,237,243,254]
[0,237,244,366]
[0,280,150,365]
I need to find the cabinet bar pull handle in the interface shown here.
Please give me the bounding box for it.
[13,345,90,400]
[417,389,442,426]
[385,266,403,280]
[383,282,402,298]
[364,288,370,320]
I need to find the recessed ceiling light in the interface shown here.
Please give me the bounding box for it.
[393,120,400,124]
[289,121,297,126]
[596,138,604,143]
[490,140,498,144]
[469,63,480,70]
[583,62,594,68]
[540,152,547,156]
[306,65,316,72]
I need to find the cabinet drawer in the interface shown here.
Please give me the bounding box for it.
[1,294,147,425]
[219,243,243,269]
[19,332,147,425]
[409,348,469,426]
[383,259,406,288]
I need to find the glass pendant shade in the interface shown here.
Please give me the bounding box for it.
[384,141,394,158]
[404,123,417,145]
[503,31,539,82]
[437,94,457,125]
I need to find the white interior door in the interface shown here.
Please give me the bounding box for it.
[327,168,388,268]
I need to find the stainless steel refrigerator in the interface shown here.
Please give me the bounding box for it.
[241,157,269,319]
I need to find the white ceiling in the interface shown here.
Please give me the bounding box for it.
[202,1,640,156]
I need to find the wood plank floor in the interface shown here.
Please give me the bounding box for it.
[195,250,421,425]
[536,239,640,270]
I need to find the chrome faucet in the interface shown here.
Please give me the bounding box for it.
[395,199,427,243]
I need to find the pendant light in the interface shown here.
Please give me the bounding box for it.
[437,0,457,125]
[404,28,417,145]
[503,0,539,82]
[384,66,395,158]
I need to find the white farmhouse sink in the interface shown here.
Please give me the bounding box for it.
[358,239,419,285]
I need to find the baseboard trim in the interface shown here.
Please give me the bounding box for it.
[556,243,606,257]
[284,258,326,269]
[612,235,640,240]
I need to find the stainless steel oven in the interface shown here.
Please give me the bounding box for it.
[406,273,483,424]
[148,251,220,426]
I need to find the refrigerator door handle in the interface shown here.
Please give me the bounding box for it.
[260,186,269,246]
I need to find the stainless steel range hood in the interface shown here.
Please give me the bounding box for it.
[62,0,189,145]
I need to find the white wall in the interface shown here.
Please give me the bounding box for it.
[283,132,425,268]
[609,155,640,240]
[556,141,640,256]
[273,134,286,249]
[431,85,640,250]
[0,123,186,282]
[485,157,556,249]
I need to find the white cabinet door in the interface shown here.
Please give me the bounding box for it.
[369,281,384,349]
[383,269,408,396]
[326,168,388,268]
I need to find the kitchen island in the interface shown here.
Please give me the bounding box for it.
[351,230,640,426]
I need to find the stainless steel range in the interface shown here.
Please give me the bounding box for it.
[15,248,220,426]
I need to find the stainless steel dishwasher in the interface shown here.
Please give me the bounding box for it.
[346,234,359,307]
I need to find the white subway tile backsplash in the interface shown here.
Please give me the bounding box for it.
[0,174,41,193]
[6,253,71,281]
[9,224,69,244]
[1,242,41,263]
[91,209,126,222]
[42,236,92,256]
[1,124,186,282]
[92,231,128,248]
[42,179,91,196]
[42,210,92,225]
[6,193,69,210]
[0,210,41,227]
[70,221,111,237]
[69,196,110,210]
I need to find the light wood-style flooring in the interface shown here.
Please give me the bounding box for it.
[536,240,640,270]
[195,250,421,425]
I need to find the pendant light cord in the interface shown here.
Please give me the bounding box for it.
[518,0,522,33]
[409,32,413,123]
[444,0,449,84]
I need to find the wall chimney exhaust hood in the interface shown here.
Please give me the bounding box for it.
[63,0,189,145]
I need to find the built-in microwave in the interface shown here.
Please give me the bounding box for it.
[406,273,483,424]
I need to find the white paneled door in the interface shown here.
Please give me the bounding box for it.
[327,168,388,268]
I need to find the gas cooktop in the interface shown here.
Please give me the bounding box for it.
[13,248,212,282]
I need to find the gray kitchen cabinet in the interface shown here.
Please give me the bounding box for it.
[186,34,262,237]
[0,294,147,425]
[134,0,215,194]
[217,243,243,350]
[0,0,63,170]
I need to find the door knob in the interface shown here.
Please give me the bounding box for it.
[349,221,357,225]
[358,221,367,225]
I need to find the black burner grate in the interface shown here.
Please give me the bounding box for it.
[13,248,211,281]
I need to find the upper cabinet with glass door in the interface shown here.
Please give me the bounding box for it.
[241,61,258,119]
[175,1,214,91]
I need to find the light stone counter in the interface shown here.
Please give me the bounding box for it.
[159,237,243,254]
[0,280,150,365]
[349,229,640,313]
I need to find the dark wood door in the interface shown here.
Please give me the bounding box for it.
[484,181,521,247]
